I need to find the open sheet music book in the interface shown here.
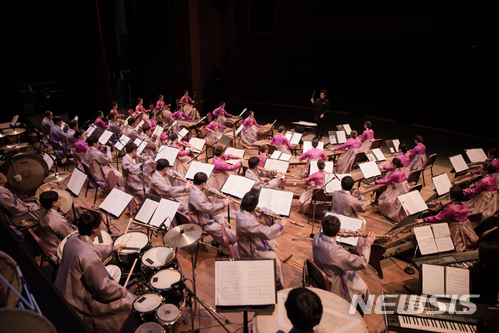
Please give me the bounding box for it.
[43,153,54,171]
[449,154,468,173]
[324,211,364,246]
[421,264,470,299]
[114,134,131,151]
[133,138,148,155]
[155,146,179,166]
[385,139,400,154]
[414,223,455,255]
[257,188,293,217]
[185,161,215,180]
[235,124,244,136]
[324,173,351,194]
[264,159,289,174]
[285,131,302,145]
[303,141,324,153]
[86,124,97,136]
[134,195,179,228]
[465,148,487,163]
[177,128,189,140]
[336,124,352,136]
[134,120,144,131]
[99,130,114,145]
[432,173,453,196]
[99,189,134,218]
[358,161,381,179]
[152,125,164,137]
[67,168,87,197]
[225,147,245,158]
[169,120,178,131]
[11,115,19,126]
[220,174,255,199]
[215,258,277,307]
[309,159,334,174]
[188,137,205,152]
[270,151,291,161]
[397,190,428,216]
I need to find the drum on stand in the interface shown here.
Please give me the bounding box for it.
[2,152,49,195]
[0,309,57,333]
[57,230,114,264]
[156,303,181,333]
[34,183,72,214]
[135,321,165,333]
[141,246,175,278]
[0,251,22,307]
[132,293,163,324]
[113,232,151,273]
[149,269,184,307]
[105,264,122,284]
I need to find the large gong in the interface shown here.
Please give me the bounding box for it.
[2,152,49,195]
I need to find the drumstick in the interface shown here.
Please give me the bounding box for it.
[119,218,134,251]
[28,212,38,220]
[311,89,315,100]
[123,258,138,288]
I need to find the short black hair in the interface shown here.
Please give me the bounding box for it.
[285,288,323,331]
[40,191,59,210]
[350,130,358,138]
[74,129,84,139]
[96,110,104,117]
[111,101,118,107]
[322,214,341,237]
[108,113,115,120]
[137,97,142,103]
[449,185,464,201]
[125,143,137,154]
[53,116,63,123]
[392,157,403,168]
[78,210,102,236]
[212,114,219,120]
[156,159,170,171]
[214,146,224,157]
[142,124,151,132]
[86,136,99,146]
[320,90,326,95]
[241,192,258,212]
[248,156,260,169]
[68,120,78,129]
[364,120,372,129]
[44,110,53,117]
[488,148,499,159]
[278,126,285,133]
[193,172,208,185]
[399,143,408,153]
[259,145,268,153]
[482,162,496,174]
[312,139,319,148]
[128,117,135,126]
[169,132,178,142]
[317,159,325,170]
[341,176,355,191]
[414,135,423,143]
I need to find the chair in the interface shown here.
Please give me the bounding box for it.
[81,162,107,204]
[351,152,368,170]
[308,189,332,225]
[370,139,382,149]
[206,112,213,124]
[407,169,422,186]
[27,228,58,281]
[421,153,437,186]
[267,144,278,155]
[221,225,239,258]
[305,258,330,291]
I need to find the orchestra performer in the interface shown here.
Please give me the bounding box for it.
[299,139,327,180]
[150,159,191,211]
[84,136,123,189]
[461,162,498,223]
[299,159,328,213]
[334,130,361,174]
[212,101,232,125]
[241,111,260,149]
[359,120,374,152]
[331,176,368,219]
[135,97,146,114]
[310,90,330,140]
[270,126,293,154]
[408,135,426,172]
[245,156,283,193]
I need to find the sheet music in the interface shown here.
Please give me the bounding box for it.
[133,138,148,155]
[289,133,302,145]
[389,147,395,154]
[285,131,292,141]
[264,159,289,174]
[466,148,487,163]
[189,137,205,151]
[11,115,19,126]
[414,226,438,255]
[449,154,468,173]
[371,148,386,161]
[432,223,455,252]
[279,152,291,161]
[150,198,180,228]
[392,139,400,152]
[155,146,180,166]
[342,124,352,135]
[309,160,334,174]
[324,173,351,194]
[328,131,337,144]
[134,120,144,131]
[134,199,159,224]
[257,188,294,217]
[397,190,428,216]
[99,130,113,145]
[365,151,376,162]
[215,259,276,306]
[114,134,131,151]
[185,161,215,180]
[235,124,244,136]
[152,125,164,137]
[178,128,189,139]
[326,212,364,246]
[220,174,255,199]
[271,151,281,159]
[225,147,245,158]
[303,141,324,153]
[422,264,445,295]
[67,168,87,196]
[43,153,54,170]
[99,189,133,218]
[445,267,470,298]
[432,173,452,196]
[337,131,347,144]
[86,124,96,136]
[358,161,381,179]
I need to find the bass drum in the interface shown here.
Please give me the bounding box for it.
[2,152,49,195]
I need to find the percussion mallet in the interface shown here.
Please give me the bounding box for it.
[123,258,138,288]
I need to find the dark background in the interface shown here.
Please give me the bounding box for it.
[1,0,498,139]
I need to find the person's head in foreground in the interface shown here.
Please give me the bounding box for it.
[284,287,323,332]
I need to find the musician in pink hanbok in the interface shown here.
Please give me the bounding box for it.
[359,121,374,152]
[408,135,426,171]
[135,97,146,114]
[270,126,293,154]
[382,143,410,177]
[212,101,232,126]
[179,90,199,119]
[74,129,89,155]
[109,101,123,118]
[334,130,362,174]
[299,139,327,179]
[471,149,499,184]
[241,111,260,149]
[205,114,227,146]
[168,132,193,176]
[93,111,108,138]
[257,145,269,168]
[147,111,158,131]
[299,159,328,213]
[179,90,194,106]
[156,94,170,111]
[462,162,498,223]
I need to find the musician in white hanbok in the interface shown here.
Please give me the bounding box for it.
[85,136,123,189]
[122,143,150,213]
[150,159,190,212]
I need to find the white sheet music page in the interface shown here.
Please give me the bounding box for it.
[397,190,428,216]
[134,120,144,131]
[114,134,130,151]
[178,128,189,139]
[134,199,159,224]
[86,124,96,136]
[235,124,244,136]
[271,151,281,159]
[279,152,292,161]
[432,173,452,196]
[257,188,293,217]
[220,174,255,199]
[303,141,324,153]
[11,115,19,126]
[149,198,180,228]
[133,138,148,155]
[324,173,351,194]
[43,153,54,170]
[225,147,245,158]
[372,148,386,161]
[99,189,133,217]
[99,130,114,145]
[466,148,487,163]
[67,168,87,196]
[445,267,470,298]
[414,226,438,255]
[421,264,445,295]
[358,161,381,179]
[189,137,205,151]
[152,125,163,137]
[185,161,215,180]
[264,159,289,174]
[342,124,352,135]
[337,131,347,144]
[290,133,302,145]
[285,131,292,141]
[365,151,376,162]
[449,154,468,173]
[326,212,364,246]
[392,139,400,152]
[432,223,455,252]
[328,131,337,144]
[155,146,179,166]
[215,259,276,306]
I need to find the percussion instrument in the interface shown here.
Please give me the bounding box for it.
[57,230,114,263]
[0,122,20,129]
[141,246,175,276]
[43,171,71,184]
[114,232,151,272]
[135,322,165,333]
[163,224,202,248]
[252,140,271,148]
[0,251,22,307]
[0,142,30,153]
[34,184,72,214]
[2,152,49,195]
[149,269,184,306]
[253,287,367,333]
[132,293,163,323]
[0,308,57,333]
[156,303,181,332]
[105,264,122,284]
[2,128,26,136]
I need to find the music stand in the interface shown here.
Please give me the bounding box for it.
[65,168,88,226]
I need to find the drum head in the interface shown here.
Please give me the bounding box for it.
[114,232,149,253]
[56,231,79,264]
[0,308,57,333]
[135,322,164,333]
[93,230,113,246]
[133,293,162,313]
[2,153,50,195]
[105,265,122,283]
[0,252,22,307]
[150,269,181,289]
[142,246,174,268]
[157,303,180,323]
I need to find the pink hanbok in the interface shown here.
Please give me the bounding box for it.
[270,133,293,154]
[463,175,498,222]
[408,143,427,171]
[299,170,327,213]
[299,147,328,180]
[335,138,362,174]
[241,117,259,149]
[376,168,410,223]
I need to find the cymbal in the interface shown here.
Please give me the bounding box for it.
[0,122,20,129]
[43,171,71,184]
[163,224,202,248]
[2,128,26,136]
[0,142,29,152]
